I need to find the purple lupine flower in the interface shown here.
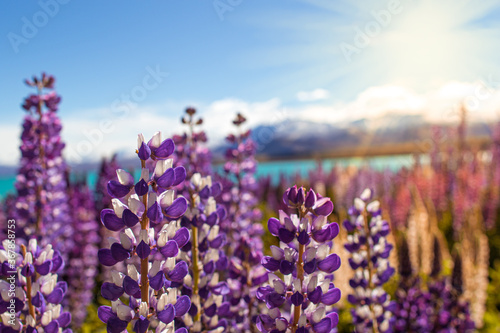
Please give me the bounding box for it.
[65,183,100,328]
[343,188,395,333]
[220,113,267,331]
[257,186,341,333]
[393,237,432,332]
[0,239,72,332]
[173,107,212,179]
[97,132,191,332]
[14,73,72,252]
[177,172,230,332]
[426,249,475,332]
[94,155,126,283]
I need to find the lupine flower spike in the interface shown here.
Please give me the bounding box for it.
[343,188,395,333]
[98,132,191,333]
[0,239,72,332]
[258,186,341,333]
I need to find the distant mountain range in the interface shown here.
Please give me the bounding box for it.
[234,114,495,160]
[1,114,495,176]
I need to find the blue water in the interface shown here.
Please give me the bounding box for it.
[0,154,420,199]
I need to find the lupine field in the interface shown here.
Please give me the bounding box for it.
[1,72,500,333]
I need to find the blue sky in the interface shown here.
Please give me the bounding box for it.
[2,0,500,165]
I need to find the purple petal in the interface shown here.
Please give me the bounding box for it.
[107,180,131,198]
[123,276,140,297]
[101,209,125,231]
[98,249,118,266]
[35,260,53,276]
[122,209,139,227]
[160,240,179,258]
[44,320,59,333]
[308,286,322,304]
[305,189,316,208]
[278,228,295,243]
[46,288,64,304]
[168,261,188,282]
[291,291,304,306]
[298,229,310,245]
[135,179,149,196]
[261,257,280,272]
[51,252,63,272]
[172,227,190,248]
[107,317,129,333]
[136,241,151,259]
[101,282,124,301]
[157,168,174,188]
[279,260,294,275]
[155,138,175,159]
[313,317,333,333]
[267,218,280,236]
[138,142,151,160]
[56,312,71,327]
[322,288,341,305]
[265,292,285,309]
[150,270,166,290]
[158,304,176,324]
[134,317,150,333]
[147,201,163,224]
[174,295,191,317]
[318,254,341,273]
[110,243,130,262]
[209,234,226,249]
[314,198,333,216]
[211,183,222,198]
[164,197,188,220]
[98,306,115,324]
[172,167,186,186]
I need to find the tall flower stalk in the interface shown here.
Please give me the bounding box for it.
[222,113,267,332]
[343,189,395,333]
[66,182,100,328]
[97,132,191,332]
[177,173,229,332]
[15,73,71,249]
[0,239,72,332]
[257,186,341,333]
[173,107,212,178]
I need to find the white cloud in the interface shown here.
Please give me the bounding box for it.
[2,80,500,167]
[297,89,330,102]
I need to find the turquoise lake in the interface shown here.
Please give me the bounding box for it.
[0,154,421,199]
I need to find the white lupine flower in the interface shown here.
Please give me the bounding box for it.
[360,188,372,201]
[112,198,127,217]
[128,195,144,215]
[312,306,326,323]
[271,246,284,260]
[119,232,133,249]
[138,302,150,320]
[268,308,280,319]
[354,198,366,211]
[150,132,162,148]
[111,271,125,286]
[127,264,139,281]
[41,310,52,326]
